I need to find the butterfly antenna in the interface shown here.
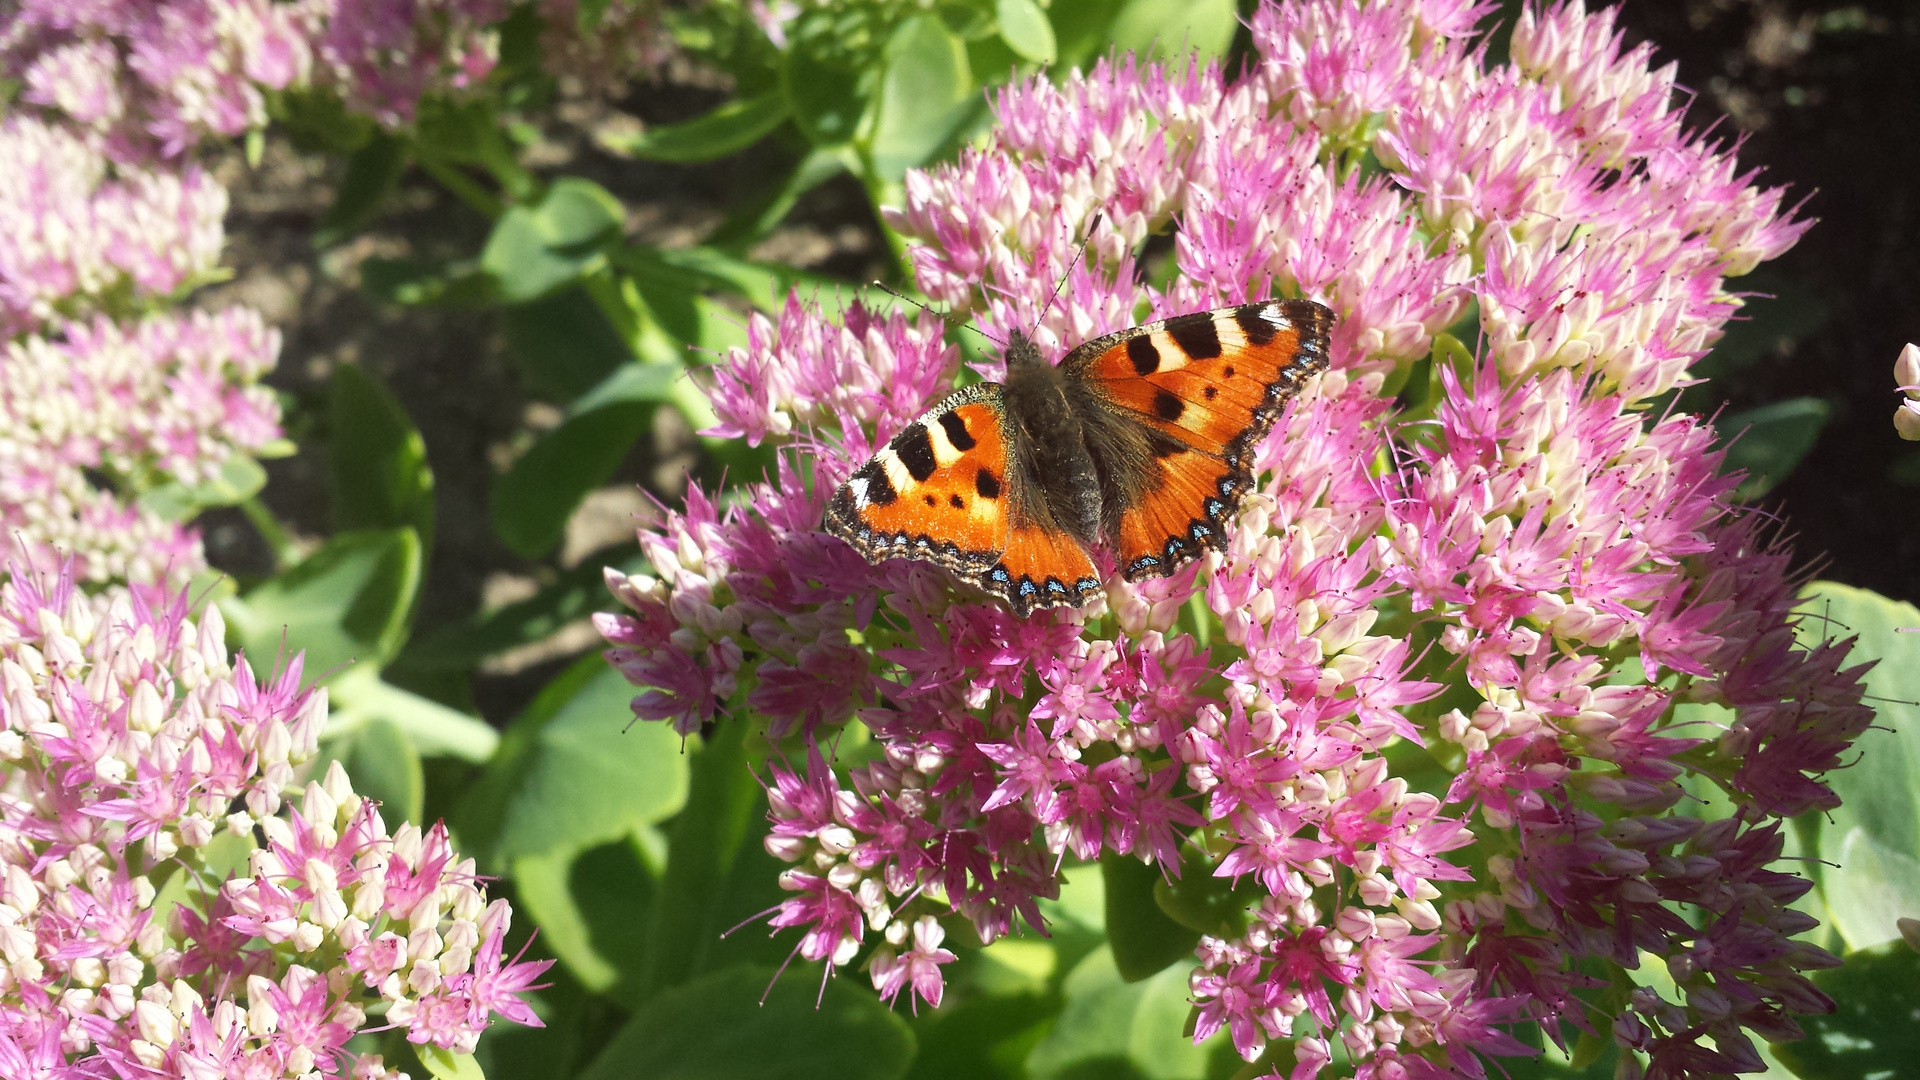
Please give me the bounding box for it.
[868,280,1006,347]
[1031,212,1104,337]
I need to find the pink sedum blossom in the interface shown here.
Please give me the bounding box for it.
[0,0,505,158]
[599,2,1860,1077]
[0,557,551,1077]
[1,307,283,589]
[0,117,227,336]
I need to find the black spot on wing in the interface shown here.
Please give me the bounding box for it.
[1152,390,1184,421]
[892,423,938,482]
[975,469,1001,499]
[938,410,976,451]
[1127,335,1160,375]
[1235,304,1279,346]
[1166,312,1222,359]
[924,494,937,506]
[854,460,896,506]
[949,494,966,509]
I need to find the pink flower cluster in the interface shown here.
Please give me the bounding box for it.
[0,557,550,1077]
[0,0,506,159]
[0,117,227,337]
[1,306,283,587]
[0,41,279,591]
[598,2,1862,1078]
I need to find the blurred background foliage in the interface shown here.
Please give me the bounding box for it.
[159,0,1920,1077]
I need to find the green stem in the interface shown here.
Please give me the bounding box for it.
[634,715,758,1002]
[240,497,297,572]
[415,154,504,220]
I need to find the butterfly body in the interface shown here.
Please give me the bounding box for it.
[827,299,1334,616]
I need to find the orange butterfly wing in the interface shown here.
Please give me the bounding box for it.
[824,387,1099,617]
[1066,299,1334,581]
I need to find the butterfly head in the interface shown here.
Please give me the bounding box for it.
[1003,329,1047,370]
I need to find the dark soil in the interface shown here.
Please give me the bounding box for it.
[1612,0,1920,605]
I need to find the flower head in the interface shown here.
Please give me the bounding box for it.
[601,1,1856,1074]
[0,556,550,1074]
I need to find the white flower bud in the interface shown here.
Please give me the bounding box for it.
[135,998,178,1047]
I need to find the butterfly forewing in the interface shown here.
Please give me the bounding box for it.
[1067,299,1334,580]
[825,387,1011,577]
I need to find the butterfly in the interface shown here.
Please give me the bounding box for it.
[825,298,1335,617]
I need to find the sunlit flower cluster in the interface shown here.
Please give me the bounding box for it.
[0,557,549,1077]
[1,306,284,587]
[600,1,1859,1077]
[0,0,507,158]
[0,117,226,336]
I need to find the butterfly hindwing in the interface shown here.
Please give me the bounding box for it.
[1066,299,1334,581]
[987,519,1102,618]
[826,386,1012,578]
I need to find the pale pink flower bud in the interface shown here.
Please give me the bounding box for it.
[408,958,442,994]
[1897,343,1920,395]
[292,921,324,952]
[1898,398,1920,441]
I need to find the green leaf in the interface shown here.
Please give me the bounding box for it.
[315,130,408,246]
[1102,854,1200,982]
[575,964,915,1080]
[783,39,867,148]
[319,715,424,824]
[418,1046,489,1080]
[328,667,500,762]
[1026,947,1220,1080]
[707,146,851,249]
[502,286,635,402]
[1151,844,1256,938]
[1792,582,1920,950]
[996,0,1057,62]
[1050,0,1126,69]
[865,15,974,182]
[1768,945,1920,1080]
[490,351,688,561]
[636,716,760,998]
[400,545,643,671]
[1107,0,1237,63]
[481,179,627,302]
[358,256,493,307]
[138,456,268,523]
[496,657,690,860]
[1719,397,1831,500]
[455,654,606,864]
[907,990,1060,1080]
[329,364,435,548]
[510,833,657,997]
[490,398,654,559]
[604,92,791,163]
[221,528,422,678]
[150,831,254,946]
[568,361,685,415]
[273,88,375,155]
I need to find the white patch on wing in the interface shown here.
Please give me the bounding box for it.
[880,450,914,496]
[1148,330,1191,371]
[925,417,966,467]
[848,477,870,506]
[1214,315,1249,351]
[1259,305,1288,328]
